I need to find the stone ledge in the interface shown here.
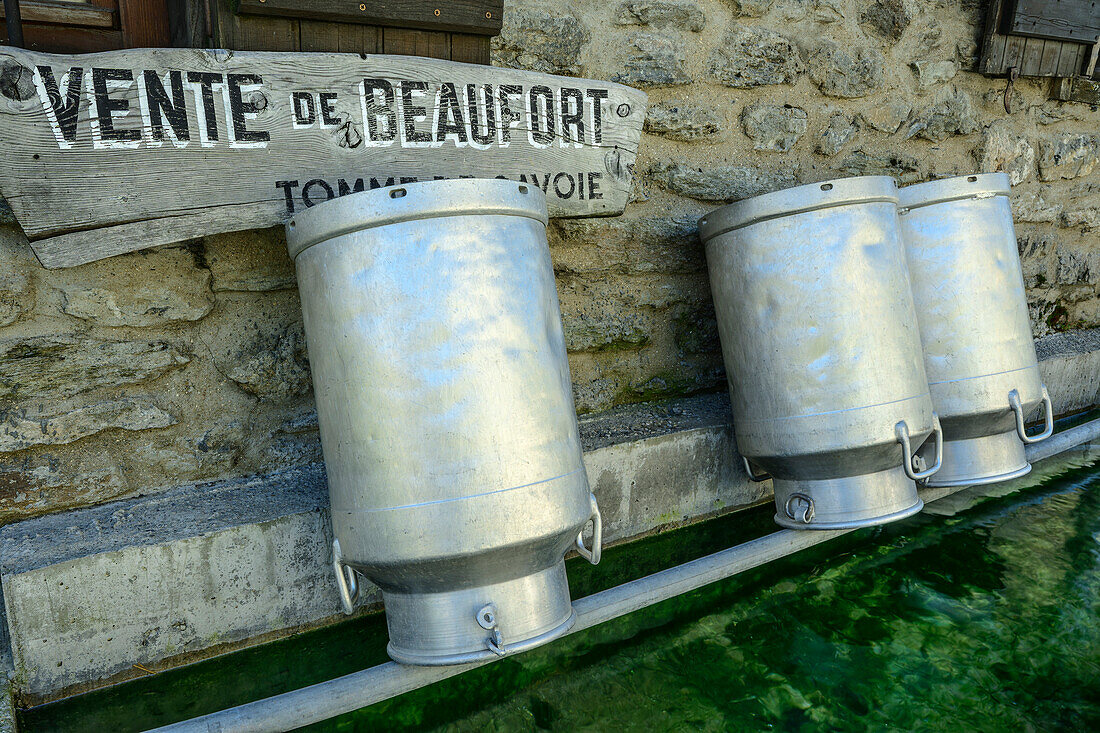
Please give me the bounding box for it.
[1,330,1097,703]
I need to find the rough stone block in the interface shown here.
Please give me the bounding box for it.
[859,0,914,41]
[859,101,912,134]
[0,231,32,329]
[913,59,957,87]
[552,215,707,275]
[644,102,722,141]
[741,103,808,152]
[613,32,692,87]
[1038,134,1100,181]
[708,25,803,88]
[837,149,921,180]
[816,113,857,156]
[50,246,214,328]
[490,8,589,76]
[204,229,297,293]
[0,336,189,401]
[979,122,1035,185]
[1013,189,1061,224]
[614,0,705,31]
[906,88,978,142]
[0,400,175,453]
[648,161,799,201]
[805,41,885,99]
[723,0,774,16]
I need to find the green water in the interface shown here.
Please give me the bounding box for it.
[21,450,1100,732]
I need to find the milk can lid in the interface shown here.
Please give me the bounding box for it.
[697,176,900,242]
[897,172,1011,211]
[285,178,549,260]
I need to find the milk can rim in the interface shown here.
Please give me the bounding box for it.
[285,178,550,260]
[697,176,900,242]
[896,172,1011,211]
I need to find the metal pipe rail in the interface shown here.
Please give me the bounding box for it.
[152,417,1100,733]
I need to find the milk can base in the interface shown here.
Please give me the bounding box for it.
[384,560,576,666]
[921,430,1031,488]
[772,465,924,530]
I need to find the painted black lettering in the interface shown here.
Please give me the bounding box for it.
[520,172,551,192]
[400,81,431,144]
[361,79,396,143]
[292,92,316,126]
[560,88,584,145]
[144,70,189,143]
[466,84,495,147]
[302,178,334,207]
[528,86,555,147]
[92,68,140,143]
[276,180,299,214]
[588,172,602,199]
[553,172,576,199]
[187,72,223,142]
[369,177,396,189]
[35,66,83,144]
[434,83,468,145]
[319,92,340,127]
[226,74,268,144]
[338,178,366,196]
[586,88,609,144]
[497,84,522,144]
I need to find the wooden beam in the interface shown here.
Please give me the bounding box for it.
[0,47,648,268]
[0,1,116,29]
[1009,0,1100,45]
[1055,75,1100,104]
[0,23,124,52]
[118,0,173,47]
[237,0,503,37]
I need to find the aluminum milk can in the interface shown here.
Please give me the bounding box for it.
[287,179,602,666]
[898,173,1052,487]
[699,176,942,529]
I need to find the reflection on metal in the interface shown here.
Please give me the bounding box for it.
[150,417,1100,733]
[899,173,1052,488]
[287,179,600,666]
[699,176,936,530]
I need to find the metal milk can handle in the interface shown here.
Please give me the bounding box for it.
[741,456,770,482]
[332,538,360,615]
[575,493,603,565]
[1009,384,1054,444]
[895,413,943,482]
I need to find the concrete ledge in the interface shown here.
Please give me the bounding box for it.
[2,330,1097,703]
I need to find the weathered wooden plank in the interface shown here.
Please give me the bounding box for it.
[450,33,489,65]
[1055,75,1100,104]
[167,0,208,48]
[1004,29,1027,69]
[1039,36,1063,74]
[980,0,1010,74]
[1056,40,1086,75]
[0,1,116,28]
[237,0,503,37]
[0,47,648,268]
[1009,0,1100,44]
[299,20,382,53]
[1020,36,1045,75]
[118,0,173,47]
[383,27,449,59]
[0,23,124,53]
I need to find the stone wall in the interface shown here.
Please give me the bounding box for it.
[1,0,1098,523]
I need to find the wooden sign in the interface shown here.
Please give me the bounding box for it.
[0,47,647,268]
